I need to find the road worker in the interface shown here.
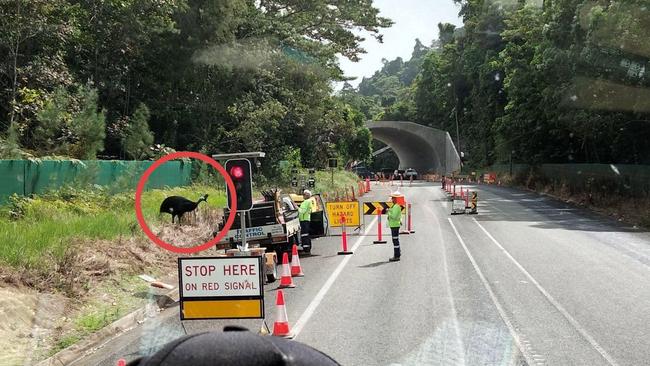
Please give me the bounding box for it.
[387,194,403,261]
[299,189,313,254]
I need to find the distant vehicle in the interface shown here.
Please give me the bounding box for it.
[380,168,394,179]
[393,169,405,179]
[404,168,418,180]
[352,167,373,179]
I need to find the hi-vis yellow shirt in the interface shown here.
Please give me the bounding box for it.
[387,204,402,228]
[299,198,312,221]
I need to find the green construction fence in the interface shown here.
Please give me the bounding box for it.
[0,159,192,204]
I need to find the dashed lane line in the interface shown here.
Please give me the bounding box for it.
[447,218,537,366]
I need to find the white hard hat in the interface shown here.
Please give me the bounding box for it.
[303,190,312,196]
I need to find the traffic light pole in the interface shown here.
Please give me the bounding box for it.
[240,212,247,252]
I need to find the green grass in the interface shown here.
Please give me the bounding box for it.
[0,170,357,270]
[314,170,363,197]
[0,185,226,269]
[51,334,82,355]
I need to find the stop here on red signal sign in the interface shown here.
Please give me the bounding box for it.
[178,257,263,298]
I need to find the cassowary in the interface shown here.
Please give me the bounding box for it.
[159,194,208,224]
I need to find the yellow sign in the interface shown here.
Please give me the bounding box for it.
[326,201,360,227]
[182,299,263,319]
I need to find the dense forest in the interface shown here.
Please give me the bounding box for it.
[0,0,392,178]
[342,0,650,169]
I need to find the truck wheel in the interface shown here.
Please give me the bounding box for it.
[266,254,278,283]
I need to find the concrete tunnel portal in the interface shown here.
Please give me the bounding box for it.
[366,121,461,175]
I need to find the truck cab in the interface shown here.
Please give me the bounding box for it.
[214,190,300,282]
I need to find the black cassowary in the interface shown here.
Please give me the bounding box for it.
[159,194,208,224]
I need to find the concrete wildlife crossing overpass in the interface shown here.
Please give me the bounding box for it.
[366,120,461,175]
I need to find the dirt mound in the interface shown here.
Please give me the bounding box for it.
[155,206,222,248]
[0,287,68,364]
[1,206,222,294]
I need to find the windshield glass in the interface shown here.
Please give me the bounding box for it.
[1,1,649,365]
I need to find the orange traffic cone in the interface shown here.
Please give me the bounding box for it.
[278,252,295,288]
[272,290,294,338]
[290,244,304,277]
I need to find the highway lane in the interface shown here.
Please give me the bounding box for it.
[452,184,650,366]
[74,181,650,366]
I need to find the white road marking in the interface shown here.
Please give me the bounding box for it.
[292,216,378,338]
[447,218,536,366]
[472,218,620,366]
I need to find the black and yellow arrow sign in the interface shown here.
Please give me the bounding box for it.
[363,202,405,215]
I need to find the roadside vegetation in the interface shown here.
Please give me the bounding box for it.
[0,185,225,272]
[0,1,383,171]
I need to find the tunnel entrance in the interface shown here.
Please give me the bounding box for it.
[366,121,461,175]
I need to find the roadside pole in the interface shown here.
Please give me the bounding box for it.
[328,158,337,187]
[240,212,247,252]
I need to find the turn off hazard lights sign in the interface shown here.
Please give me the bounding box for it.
[178,256,264,320]
[363,202,406,215]
[326,201,360,227]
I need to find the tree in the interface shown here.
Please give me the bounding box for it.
[33,87,71,155]
[252,0,393,78]
[69,85,106,159]
[347,127,372,163]
[0,0,76,130]
[0,0,396,173]
[122,103,154,160]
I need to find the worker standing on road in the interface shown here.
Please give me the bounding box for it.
[299,190,313,254]
[387,194,403,262]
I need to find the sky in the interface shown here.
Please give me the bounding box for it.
[337,0,463,88]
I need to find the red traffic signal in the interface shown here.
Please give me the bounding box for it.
[225,159,253,211]
[230,166,244,179]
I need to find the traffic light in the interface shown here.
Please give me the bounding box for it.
[225,159,253,211]
[308,178,315,188]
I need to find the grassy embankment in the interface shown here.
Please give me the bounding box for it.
[0,169,361,273]
[0,185,226,271]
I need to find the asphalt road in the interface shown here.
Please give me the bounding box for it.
[73,181,650,366]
